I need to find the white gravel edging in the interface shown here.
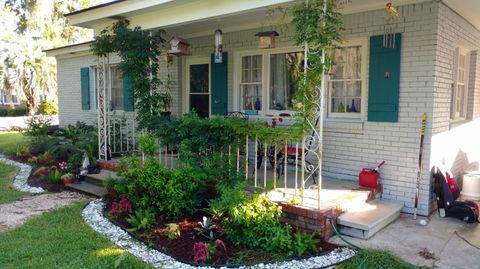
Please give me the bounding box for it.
[82,199,356,269]
[0,154,45,194]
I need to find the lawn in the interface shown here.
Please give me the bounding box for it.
[337,248,427,269]
[0,163,31,204]
[0,201,152,269]
[0,131,29,155]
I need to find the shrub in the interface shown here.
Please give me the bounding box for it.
[126,209,156,232]
[37,100,58,115]
[122,159,207,219]
[21,116,52,138]
[45,167,62,184]
[164,223,180,240]
[0,107,28,117]
[210,184,318,257]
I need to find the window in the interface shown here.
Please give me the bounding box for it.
[1,92,19,105]
[451,48,469,120]
[240,55,262,113]
[328,45,363,118]
[236,49,304,115]
[270,52,304,111]
[93,65,124,111]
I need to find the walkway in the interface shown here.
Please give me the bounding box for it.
[329,213,480,269]
[0,192,89,232]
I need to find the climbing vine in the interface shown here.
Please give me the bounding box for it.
[90,20,168,130]
[292,0,345,129]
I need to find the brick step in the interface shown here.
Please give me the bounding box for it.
[336,200,403,239]
[85,169,121,186]
[66,181,107,197]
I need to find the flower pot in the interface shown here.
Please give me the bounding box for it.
[63,178,73,185]
[161,111,172,117]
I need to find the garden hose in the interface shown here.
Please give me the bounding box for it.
[328,218,367,269]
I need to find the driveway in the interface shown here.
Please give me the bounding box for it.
[329,213,480,269]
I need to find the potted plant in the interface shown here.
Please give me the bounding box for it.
[61,173,74,185]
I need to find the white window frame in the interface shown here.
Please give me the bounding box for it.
[0,92,20,105]
[326,38,368,121]
[451,47,470,121]
[183,57,211,116]
[234,46,305,117]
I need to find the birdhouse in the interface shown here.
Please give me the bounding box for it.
[168,36,190,56]
[255,31,279,49]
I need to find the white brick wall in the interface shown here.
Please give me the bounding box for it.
[429,2,480,211]
[56,0,480,216]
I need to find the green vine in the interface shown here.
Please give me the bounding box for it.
[90,20,168,130]
[292,0,345,130]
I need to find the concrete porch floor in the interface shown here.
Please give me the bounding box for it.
[329,212,480,269]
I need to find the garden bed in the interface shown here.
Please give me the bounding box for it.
[104,203,340,266]
[28,174,67,192]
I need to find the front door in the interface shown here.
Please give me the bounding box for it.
[187,59,210,117]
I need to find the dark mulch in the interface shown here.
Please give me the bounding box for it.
[104,203,340,266]
[28,174,66,192]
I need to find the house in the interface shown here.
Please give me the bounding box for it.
[45,0,480,218]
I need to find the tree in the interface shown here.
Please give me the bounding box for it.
[1,1,96,115]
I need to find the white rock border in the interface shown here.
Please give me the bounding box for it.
[82,199,357,269]
[0,153,45,194]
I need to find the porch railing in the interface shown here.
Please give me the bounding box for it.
[153,130,322,209]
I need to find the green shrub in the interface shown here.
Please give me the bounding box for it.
[37,100,58,115]
[210,184,318,257]
[21,116,52,138]
[45,169,62,184]
[121,158,207,219]
[0,107,28,117]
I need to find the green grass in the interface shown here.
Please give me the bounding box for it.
[0,163,30,204]
[0,202,153,269]
[0,131,29,155]
[337,249,427,269]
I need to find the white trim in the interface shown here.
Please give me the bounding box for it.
[184,57,211,116]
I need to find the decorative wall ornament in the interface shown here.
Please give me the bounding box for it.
[255,31,279,49]
[213,29,223,63]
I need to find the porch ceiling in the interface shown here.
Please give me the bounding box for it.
[443,0,480,31]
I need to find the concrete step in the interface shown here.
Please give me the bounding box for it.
[85,169,120,186]
[337,200,403,240]
[66,181,107,197]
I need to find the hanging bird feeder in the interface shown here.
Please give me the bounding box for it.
[213,29,223,63]
[255,31,279,49]
[383,0,399,48]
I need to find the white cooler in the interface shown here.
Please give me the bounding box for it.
[461,171,480,200]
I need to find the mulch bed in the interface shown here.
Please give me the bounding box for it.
[28,174,66,192]
[104,203,340,266]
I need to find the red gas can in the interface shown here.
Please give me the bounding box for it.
[358,161,385,188]
[359,168,379,188]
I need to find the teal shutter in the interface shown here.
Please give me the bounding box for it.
[123,75,134,112]
[368,34,401,122]
[210,52,228,116]
[80,67,90,110]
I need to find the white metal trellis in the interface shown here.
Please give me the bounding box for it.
[97,56,110,160]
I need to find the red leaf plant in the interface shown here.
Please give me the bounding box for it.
[192,242,209,264]
[110,196,132,218]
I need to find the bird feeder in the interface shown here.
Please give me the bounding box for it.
[255,31,279,49]
[168,36,190,56]
[213,29,223,63]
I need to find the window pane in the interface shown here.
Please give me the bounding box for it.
[110,67,124,110]
[329,81,361,113]
[190,94,209,118]
[241,55,262,83]
[269,52,304,111]
[190,64,209,93]
[330,46,361,79]
[242,84,262,111]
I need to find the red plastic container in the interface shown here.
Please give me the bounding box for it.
[359,168,379,188]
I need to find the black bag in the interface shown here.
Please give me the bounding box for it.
[445,201,479,223]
